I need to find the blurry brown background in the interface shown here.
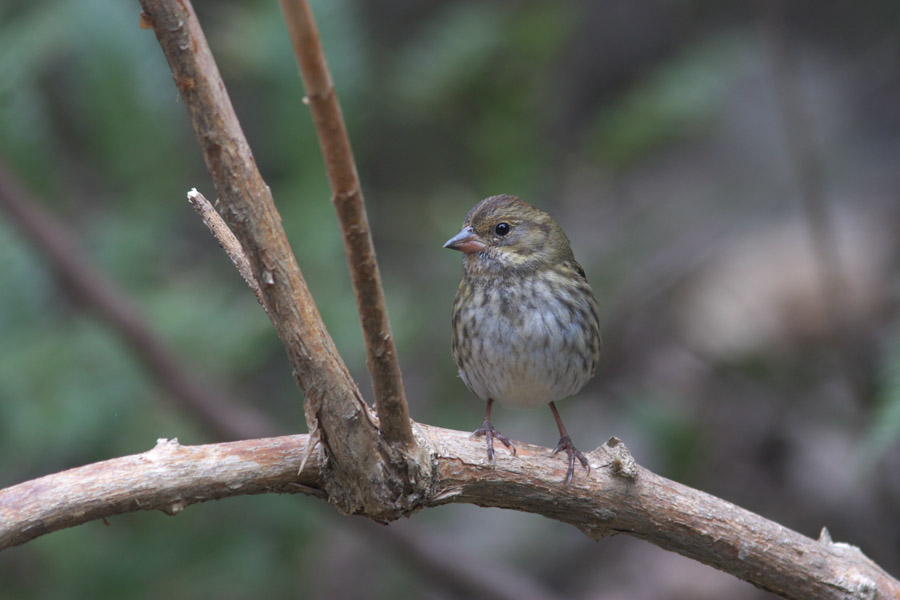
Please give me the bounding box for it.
[1,0,899,598]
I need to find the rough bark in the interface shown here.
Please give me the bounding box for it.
[1,432,895,600]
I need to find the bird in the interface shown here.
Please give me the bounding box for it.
[444,194,601,485]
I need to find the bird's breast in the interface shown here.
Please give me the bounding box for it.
[451,271,598,409]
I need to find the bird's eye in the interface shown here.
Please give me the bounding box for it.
[495,222,510,237]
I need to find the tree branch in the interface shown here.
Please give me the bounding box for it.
[2,432,896,599]
[0,160,274,441]
[278,0,413,448]
[187,188,266,308]
[0,436,323,549]
[137,0,426,518]
[0,172,523,597]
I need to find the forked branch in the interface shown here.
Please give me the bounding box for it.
[137,0,424,517]
[278,0,413,448]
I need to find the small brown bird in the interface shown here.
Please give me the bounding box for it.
[444,194,601,484]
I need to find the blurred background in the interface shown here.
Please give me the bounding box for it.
[1,0,899,598]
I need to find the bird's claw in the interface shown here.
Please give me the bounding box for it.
[553,434,590,485]
[473,420,517,463]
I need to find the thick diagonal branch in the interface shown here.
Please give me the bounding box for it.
[137,0,424,517]
[278,0,413,448]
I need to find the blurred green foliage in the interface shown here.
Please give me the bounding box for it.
[588,33,748,168]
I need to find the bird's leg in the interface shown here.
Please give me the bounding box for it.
[549,402,590,485]
[472,398,517,463]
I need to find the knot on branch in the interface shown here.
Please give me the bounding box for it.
[322,432,432,523]
[309,404,430,522]
[604,437,637,479]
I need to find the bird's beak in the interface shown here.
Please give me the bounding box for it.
[443,226,486,253]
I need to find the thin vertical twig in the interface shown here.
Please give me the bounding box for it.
[278,0,414,448]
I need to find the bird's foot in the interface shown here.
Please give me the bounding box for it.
[472,420,517,463]
[552,434,590,485]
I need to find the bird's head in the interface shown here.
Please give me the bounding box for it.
[443,195,575,273]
